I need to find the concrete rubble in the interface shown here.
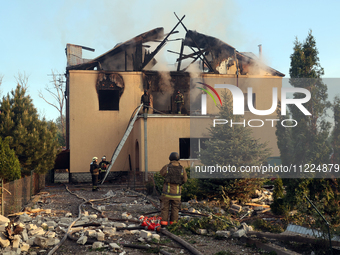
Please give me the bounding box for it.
[226,188,274,215]
[0,186,278,254]
[0,205,166,254]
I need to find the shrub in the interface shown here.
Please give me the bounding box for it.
[0,136,21,182]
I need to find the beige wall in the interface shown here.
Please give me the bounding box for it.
[68,70,144,173]
[68,71,282,174]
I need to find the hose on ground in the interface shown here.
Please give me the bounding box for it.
[47,185,116,255]
[159,228,204,255]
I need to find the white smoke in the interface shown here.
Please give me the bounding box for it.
[53,0,242,62]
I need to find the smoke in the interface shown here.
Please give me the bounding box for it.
[148,61,174,111]
[186,62,204,112]
[52,0,242,60]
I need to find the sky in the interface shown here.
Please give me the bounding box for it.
[1,0,340,121]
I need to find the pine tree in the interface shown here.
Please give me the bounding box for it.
[275,101,293,166]
[332,96,340,164]
[0,85,59,176]
[288,30,331,167]
[0,136,21,182]
[273,31,339,222]
[198,92,271,201]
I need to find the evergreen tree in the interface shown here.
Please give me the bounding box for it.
[0,85,59,176]
[0,136,21,182]
[274,31,339,223]
[332,96,340,164]
[55,115,66,147]
[288,30,331,167]
[198,92,271,201]
[275,101,293,166]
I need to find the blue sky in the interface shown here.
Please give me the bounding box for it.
[1,0,339,121]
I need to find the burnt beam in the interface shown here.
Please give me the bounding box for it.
[182,54,201,72]
[141,15,186,70]
[177,49,207,62]
[167,49,204,61]
[174,12,216,73]
[177,39,185,71]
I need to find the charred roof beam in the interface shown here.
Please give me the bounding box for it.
[167,49,207,61]
[177,39,185,71]
[174,12,216,73]
[141,15,186,70]
[182,54,202,72]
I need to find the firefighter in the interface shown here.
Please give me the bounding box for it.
[141,89,150,113]
[174,90,184,114]
[90,157,100,191]
[98,155,111,184]
[159,152,187,227]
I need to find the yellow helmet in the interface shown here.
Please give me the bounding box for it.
[92,157,98,161]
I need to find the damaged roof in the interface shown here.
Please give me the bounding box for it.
[66,27,164,71]
[66,27,284,77]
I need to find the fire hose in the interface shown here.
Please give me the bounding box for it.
[50,185,203,255]
[47,185,116,255]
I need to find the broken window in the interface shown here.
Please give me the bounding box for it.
[98,90,120,110]
[96,72,125,111]
[179,138,209,159]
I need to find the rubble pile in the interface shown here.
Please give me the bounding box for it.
[182,188,274,218]
[228,189,274,215]
[0,208,161,255]
[0,187,279,255]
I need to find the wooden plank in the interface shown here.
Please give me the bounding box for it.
[245,203,270,208]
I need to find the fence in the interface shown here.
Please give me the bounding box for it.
[0,171,45,216]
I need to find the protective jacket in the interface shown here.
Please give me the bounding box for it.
[175,93,184,104]
[141,93,150,106]
[99,160,110,172]
[160,161,187,199]
[90,162,100,175]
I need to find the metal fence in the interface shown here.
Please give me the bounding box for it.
[0,171,45,216]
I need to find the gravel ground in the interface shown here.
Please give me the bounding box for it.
[19,183,304,255]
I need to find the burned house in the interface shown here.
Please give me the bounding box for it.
[65,21,284,182]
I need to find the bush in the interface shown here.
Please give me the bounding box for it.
[168,215,234,235]
[252,219,284,233]
[199,178,265,203]
[0,136,21,182]
[270,178,289,216]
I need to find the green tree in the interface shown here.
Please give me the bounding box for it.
[198,92,271,202]
[0,85,59,176]
[287,31,330,167]
[0,136,21,182]
[274,31,338,223]
[55,115,66,147]
[332,96,340,164]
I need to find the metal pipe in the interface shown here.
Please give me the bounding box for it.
[144,113,148,182]
[159,228,204,255]
[305,195,333,255]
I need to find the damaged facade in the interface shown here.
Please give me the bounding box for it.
[65,23,284,181]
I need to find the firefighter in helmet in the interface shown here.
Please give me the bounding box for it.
[90,157,100,191]
[98,155,111,184]
[174,90,184,114]
[141,89,151,113]
[159,152,188,227]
